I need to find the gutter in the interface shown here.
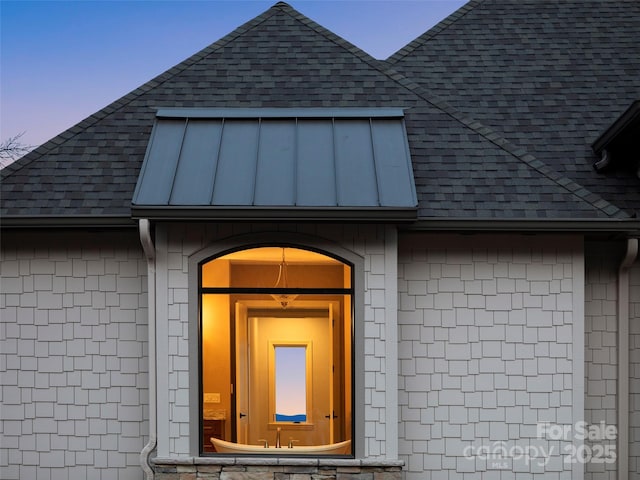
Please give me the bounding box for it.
[130,206,418,223]
[0,215,136,229]
[403,219,640,234]
[617,237,638,480]
[3,215,640,235]
[139,219,157,480]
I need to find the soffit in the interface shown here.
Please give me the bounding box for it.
[592,100,640,171]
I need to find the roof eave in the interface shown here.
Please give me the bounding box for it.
[0,215,137,229]
[405,218,640,235]
[592,100,640,154]
[130,206,418,223]
[2,214,639,235]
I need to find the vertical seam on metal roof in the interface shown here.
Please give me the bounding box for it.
[368,118,382,207]
[331,117,340,207]
[251,118,262,206]
[401,117,418,206]
[293,117,299,206]
[168,119,189,205]
[209,119,226,206]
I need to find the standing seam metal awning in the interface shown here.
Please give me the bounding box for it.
[131,108,417,221]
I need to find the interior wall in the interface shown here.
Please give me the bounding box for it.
[228,261,351,449]
[202,259,231,440]
[231,263,345,289]
[246,315,331,447]
[343,264,352,442]
[201,258,350,448]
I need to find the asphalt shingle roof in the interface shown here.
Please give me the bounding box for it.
[390,0,640,217]
[1,1,634,224]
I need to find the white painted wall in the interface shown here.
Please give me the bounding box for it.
[397,234,583,480]
[0,232,148,480]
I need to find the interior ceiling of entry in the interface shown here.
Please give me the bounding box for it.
[219,247,342,265]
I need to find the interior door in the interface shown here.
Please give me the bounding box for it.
[247,313,332,446]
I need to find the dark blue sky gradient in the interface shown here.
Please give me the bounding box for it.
[1,1,466,149]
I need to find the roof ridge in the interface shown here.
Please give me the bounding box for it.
[1,3,284,181]
[368,64,630,219]
[1,1,385,182]
[274,1,389,65]
[386,0,484,64]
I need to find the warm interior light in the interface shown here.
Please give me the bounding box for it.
[271,248,297,308]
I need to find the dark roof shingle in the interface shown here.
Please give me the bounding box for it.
[1,1,633,224]
[390,0,640,216]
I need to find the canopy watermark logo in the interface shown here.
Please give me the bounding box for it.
[538,421,617,465]
[463,422,617,469]
[537,421,617,442]
[463,442,553,469]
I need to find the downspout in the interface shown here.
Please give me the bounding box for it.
[139,219,157,480]
[618,237,638,480]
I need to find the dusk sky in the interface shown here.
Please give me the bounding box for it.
[1,1,467,151]
[275,346,306,416]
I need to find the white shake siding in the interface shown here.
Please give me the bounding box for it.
[0,232,148,480]
[397,234,583,480]
[155,223,397,459]
[583,243,640,479]
[584,243,618,480]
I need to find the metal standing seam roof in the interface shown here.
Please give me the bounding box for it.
[131,108,418,220]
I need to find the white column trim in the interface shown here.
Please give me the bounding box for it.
[139,219,157,479]
[155,225,170,458]
[572,238,585,480]
[617,238,638,480]
[384,225,399,459]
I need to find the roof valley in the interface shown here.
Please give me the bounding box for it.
[350,54,630,219]
[408,85,628,219]
[386,0,486,64]
[265,3,629,219]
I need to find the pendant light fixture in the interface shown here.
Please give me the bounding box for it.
[271,248,297,308]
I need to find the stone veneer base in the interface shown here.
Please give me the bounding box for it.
[152,457,404,480]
